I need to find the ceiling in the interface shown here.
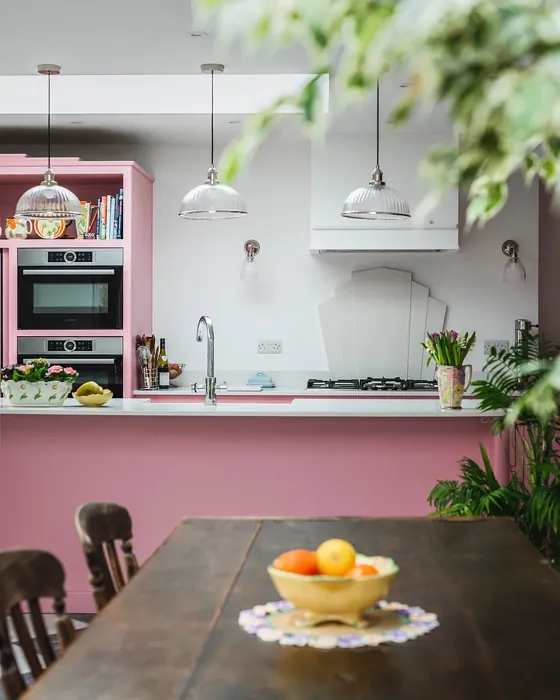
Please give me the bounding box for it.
[0,1,451,144]
[0,0,308,76]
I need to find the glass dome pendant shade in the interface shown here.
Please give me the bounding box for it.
[179,64,247,220]
[15,65,82,221]
[341,82,410,220]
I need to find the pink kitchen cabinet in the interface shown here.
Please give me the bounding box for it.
[0,155,154,397]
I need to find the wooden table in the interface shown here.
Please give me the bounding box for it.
[24,518,560,700]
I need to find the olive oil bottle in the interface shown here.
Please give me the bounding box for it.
[157,338,170,390]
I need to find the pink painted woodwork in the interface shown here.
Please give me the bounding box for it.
[0,155,154,397]
[0,412,507,613]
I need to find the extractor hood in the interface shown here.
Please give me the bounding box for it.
[309,225,459,253]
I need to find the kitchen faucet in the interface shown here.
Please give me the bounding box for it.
[192,316,227,405]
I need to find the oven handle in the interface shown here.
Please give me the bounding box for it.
[21,269,115,276]
[22,358,117,365]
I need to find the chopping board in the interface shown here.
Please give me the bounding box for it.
[351,268,412,377]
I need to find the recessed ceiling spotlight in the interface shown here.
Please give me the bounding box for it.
[190,30,208,37]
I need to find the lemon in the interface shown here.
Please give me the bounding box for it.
[75,381,104,397]
[316,538,356,576]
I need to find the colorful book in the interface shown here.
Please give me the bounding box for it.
[117,188,124,239]
[96,198,101,239]
[100,195,107,240]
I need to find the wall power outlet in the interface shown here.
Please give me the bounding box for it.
[258,340,283,354]
[484,340,510,355]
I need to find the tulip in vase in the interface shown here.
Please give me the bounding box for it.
[422,330,476,410]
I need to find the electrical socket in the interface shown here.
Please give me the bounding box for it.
[484,340,510,355]
[257,340,282,354]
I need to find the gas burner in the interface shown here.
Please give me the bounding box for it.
[360,377,408,391]
[307,379,361,390]
[406,379,438,391]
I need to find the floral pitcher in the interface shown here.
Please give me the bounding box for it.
[436,365,473,409]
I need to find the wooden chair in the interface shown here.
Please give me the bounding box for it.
[75,502,139,611]
[0,549,76,700]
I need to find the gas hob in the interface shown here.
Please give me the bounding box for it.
[306,377,438,392]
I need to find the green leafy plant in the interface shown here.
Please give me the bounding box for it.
[428,335,560,563]
[422,330,476,367]
[198,0,560,225]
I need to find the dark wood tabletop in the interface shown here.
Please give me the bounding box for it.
[23,518,560,700]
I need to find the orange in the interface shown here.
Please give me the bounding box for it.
[345,564,379,578]
[316,538,356,576]
[273,549,318,575]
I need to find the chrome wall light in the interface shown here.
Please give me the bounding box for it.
[502,240,526,283]
[240,239,260,282]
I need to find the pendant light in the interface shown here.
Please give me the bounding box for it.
[15,65,82,221]
[179,64,247,220]
[341,82,410,220]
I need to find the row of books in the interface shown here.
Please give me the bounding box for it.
[77,189,124,239]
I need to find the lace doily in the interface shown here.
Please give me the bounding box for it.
[238,600,439,648]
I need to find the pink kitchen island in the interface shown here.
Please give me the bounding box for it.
[0,397,505,612]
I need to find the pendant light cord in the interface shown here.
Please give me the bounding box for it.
[47,70,52,170]
[210,69,214,167]
[376,80,380,169]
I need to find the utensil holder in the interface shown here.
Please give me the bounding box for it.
[139,367,158,390]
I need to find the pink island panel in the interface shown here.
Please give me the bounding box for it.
[0,413,506,612]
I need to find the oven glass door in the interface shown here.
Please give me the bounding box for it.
[18,268,123,330]
[18,355,124,398]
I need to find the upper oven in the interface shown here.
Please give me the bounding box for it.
[18,248,123,330]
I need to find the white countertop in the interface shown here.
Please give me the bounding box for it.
[0,397,501,418]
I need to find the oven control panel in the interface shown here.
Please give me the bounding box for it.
[47,251,94,264]
[47,339,94,353]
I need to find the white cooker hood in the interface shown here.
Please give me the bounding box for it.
[309,225,459,254]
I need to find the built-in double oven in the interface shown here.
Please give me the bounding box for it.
[17,337,124,398]
[18,248,123,330]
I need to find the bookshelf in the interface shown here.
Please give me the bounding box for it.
[0,155,154,397]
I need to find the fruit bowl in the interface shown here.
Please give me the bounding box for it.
[72,390,113,407]
[268,555,399,627]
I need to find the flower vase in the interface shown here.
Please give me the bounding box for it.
[1,380,73,407]
[436,365,472,410]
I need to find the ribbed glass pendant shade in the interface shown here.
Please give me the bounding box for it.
[15,65,82,222]
[342,167,410,220]
[341,80,410,220]
[15,168,83,220]
[179,166,246,220]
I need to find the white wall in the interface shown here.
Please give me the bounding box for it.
[143,140,538,374]
[7,139,538,375]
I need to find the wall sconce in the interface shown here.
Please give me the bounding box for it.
[240,239,260,282]
[502,240,526,283]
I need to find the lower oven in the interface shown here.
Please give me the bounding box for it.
[17,337,124,398]
[18,248,123,330]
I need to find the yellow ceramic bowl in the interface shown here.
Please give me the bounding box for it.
[267,555,399,624]
[72,391,113,407]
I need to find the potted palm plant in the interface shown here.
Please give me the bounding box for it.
[1,358,79,407]
[422,330,476,409]
[428,335,560,565]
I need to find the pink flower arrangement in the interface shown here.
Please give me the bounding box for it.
[1,358,79,384]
